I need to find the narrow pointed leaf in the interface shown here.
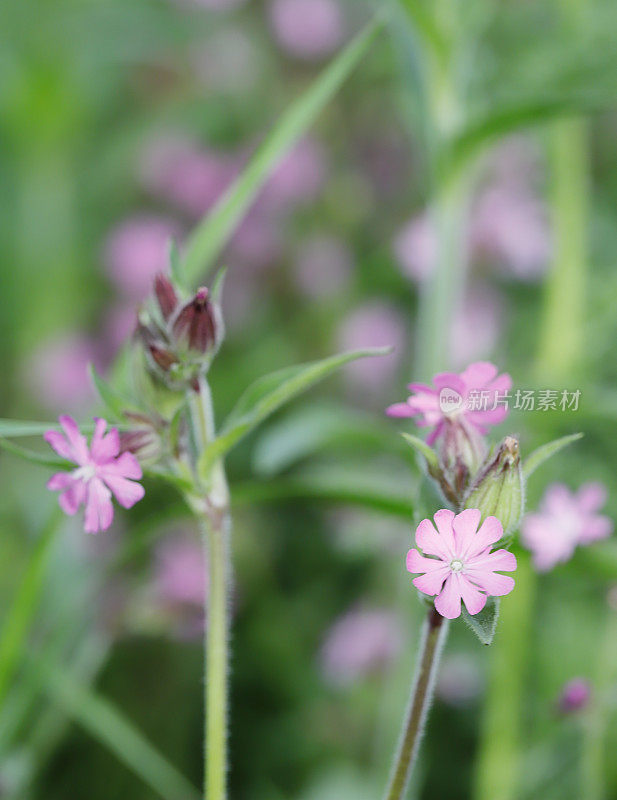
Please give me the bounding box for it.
[89,363,138,420]
[199,347,390,475]
[462,598,500,646]
[181,20,381,284]
[523,433,583,479]
[400,432,439,470]
[0,439,71,469]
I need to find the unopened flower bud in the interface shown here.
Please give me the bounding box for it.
[439,419,487,498]
[119,419,163,464]
[148,343,178,373]
[464,436,524,539]
[171,288,223,357]
[154,273,179,320]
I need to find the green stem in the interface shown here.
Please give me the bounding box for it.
[383,607,447,800]
[202,509,231,800]
[536,117,588,380]
[0,508,62,706]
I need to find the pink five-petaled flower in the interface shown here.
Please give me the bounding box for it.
[45,416,145,534]
[521,482,613,572]
[386,361,512,445]
[406,509,517,619]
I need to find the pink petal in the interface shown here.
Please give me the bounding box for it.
[452,509,481,558]
[386,402,414,418]
[434,574,462,619]
[467,548,517,573]
[466,569,515,597]
[84,478,114,534]
[433,373,465,394]
[407,549,450,596]
[577,483,607,514]
[406,382,435,394]
[579,515,613,544]
[460,361,498,387]
[456,574,487,615]
[47,472,73,491]
[102,473,145,509]
[542,484,572,515]
[433,509,456,557]
[58,480,87,515]
[44,431,74,462]
[59,415,90,465]
[415,518,451,560]
[425,420,445,446]
[466,516,503,559]
[99,452,143,481]
[90,417,120,463]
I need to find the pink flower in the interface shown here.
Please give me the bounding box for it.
[320,607,403,686]
[521,483,613,572]
[406,509,517,619]
[450,286,503,369]
[293,234,352,298]
[103,215,183,300]
[269,0,345,60]
[45,416,145,534]
[393,213,438,283]
[386,361,512,445]
[558,678,591,714]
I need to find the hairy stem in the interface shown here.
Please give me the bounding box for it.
[383,607,448,800]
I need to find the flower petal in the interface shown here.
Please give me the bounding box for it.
[47,472,73,491]
[58,480,87,516]
[44,431,74,462]
[84,478,114,534]
[577,483,607,514]
[434,574,462,619]
[456,573,487,616]
[452,509,481,558]
[579,515,613,544]
[407,549,450,596]
[460,361,498,387]
[58,415,90,465]
[433,509,456,558]
[467,548,517,573]
[102,473,145,509]
[107,452,143,481]
[466,515,503,559]
[386,402,414,418]
[415,518,451,559]
[466,569,515,597]
[90,417,120,463]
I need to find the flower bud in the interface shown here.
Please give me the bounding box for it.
[171,288,223,357]
[439,418,487,498]
[464,436,524,539]
[119,413,165,464]
[154,273,179,321]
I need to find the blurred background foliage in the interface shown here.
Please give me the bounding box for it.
[1,0,617,798]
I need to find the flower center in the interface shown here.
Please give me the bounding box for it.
[73,464,97,483]
[450,559,464,572]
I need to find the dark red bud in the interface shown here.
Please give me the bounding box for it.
[149,343,178,372]
[172,287,218,354]
[154,273,179,320]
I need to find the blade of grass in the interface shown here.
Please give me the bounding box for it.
[0,508,63,707]
[40,658,200,800]
[181,19,382,285]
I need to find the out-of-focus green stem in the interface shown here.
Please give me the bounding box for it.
[383,607,448,800]
[580,599,617,800]
[536,118,588,380]
[0,508,62,707]
[473,553,535,800]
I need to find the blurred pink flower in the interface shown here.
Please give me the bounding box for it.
[139,136,238,219]
[387,361,512,445]
[102,304,138,357]
[170,0,247,10]
[103,215,183,300]
[262,138,327,208]
[393,213,438,283]
[471,187,551,280]
[558,678,591,714]
[269,0,345,60]
[521,483,613,572]
[337,302,406,392]
[155,536,207,608]
[436,654,483,707]
[450,286,503,369]
[407,509,517,619]
[228,209,283,268]
[293,234,352,297]
[45,417,145,534]
[320,607,403,686]
[25,334,101,412]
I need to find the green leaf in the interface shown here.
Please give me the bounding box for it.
[199,348,390,476]
[252,404,408,476]
[462,598,500,646]
[181,20,381,285]
[88,363,138,420]
[0,438,71,469]
[210,266,227,305]
[523,433,583,479]
[400,432,439,470]
[168,237,183,286]
[0,420,60,438]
